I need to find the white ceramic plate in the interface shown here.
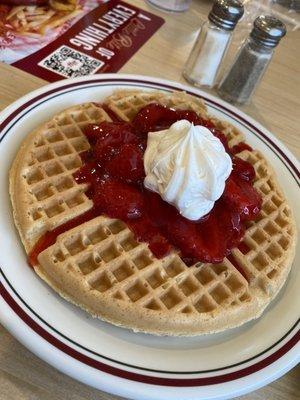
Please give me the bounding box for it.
[0,74,299,400]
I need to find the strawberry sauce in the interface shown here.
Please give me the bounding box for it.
[29,104,262,269]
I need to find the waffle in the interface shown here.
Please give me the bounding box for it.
[9,90,297,335]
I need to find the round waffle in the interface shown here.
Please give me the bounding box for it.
[9,90,297,336]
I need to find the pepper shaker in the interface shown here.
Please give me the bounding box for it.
[183,0,244,88]
[218,15,286,105]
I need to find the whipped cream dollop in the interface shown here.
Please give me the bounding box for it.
[143,120,232,220]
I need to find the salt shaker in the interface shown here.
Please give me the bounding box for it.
[183,0,244,88]
[218,16,286,105]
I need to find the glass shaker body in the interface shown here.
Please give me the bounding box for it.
[183,21,232,88]
[218,37,274,105]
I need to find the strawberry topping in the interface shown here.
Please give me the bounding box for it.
[132,103,204,134]
[93,180,144,220]
[232,156,256,182]
[72,104,262,264]
[30,103,262,267]
[105,143,145,184]
[223,176,262,220]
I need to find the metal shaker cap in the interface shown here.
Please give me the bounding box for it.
[208,0,244,31]
[250,16,286,48]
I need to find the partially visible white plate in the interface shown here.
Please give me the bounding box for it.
[0,74,299,400]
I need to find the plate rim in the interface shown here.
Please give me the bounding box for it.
[0,74,299,399]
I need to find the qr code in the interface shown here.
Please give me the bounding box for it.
[38,46,104,78]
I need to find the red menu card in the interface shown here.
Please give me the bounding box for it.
[0,0,164,81]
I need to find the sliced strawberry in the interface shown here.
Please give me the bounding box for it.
[105,144,145,184]
[73,161,97,184]
[128,215,172,258]
[132,103,178,133]
[144,194,212,262]
[196,212,227,263]
[97,122,137,144]
[148,234,172,258]
[214,200,245,251]
[165,216,219,263]
[84,122,137,147]
[93,180,144,220]
[90,122,139,167]
[223,176,262,220]
[84,124,104,144]
[132,103,209,134]
[232,156,255,182]
[85,121,135,141]
[145,191,229,263]
[93,143,119,168]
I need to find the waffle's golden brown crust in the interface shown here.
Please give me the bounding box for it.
[9,90,297,335]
